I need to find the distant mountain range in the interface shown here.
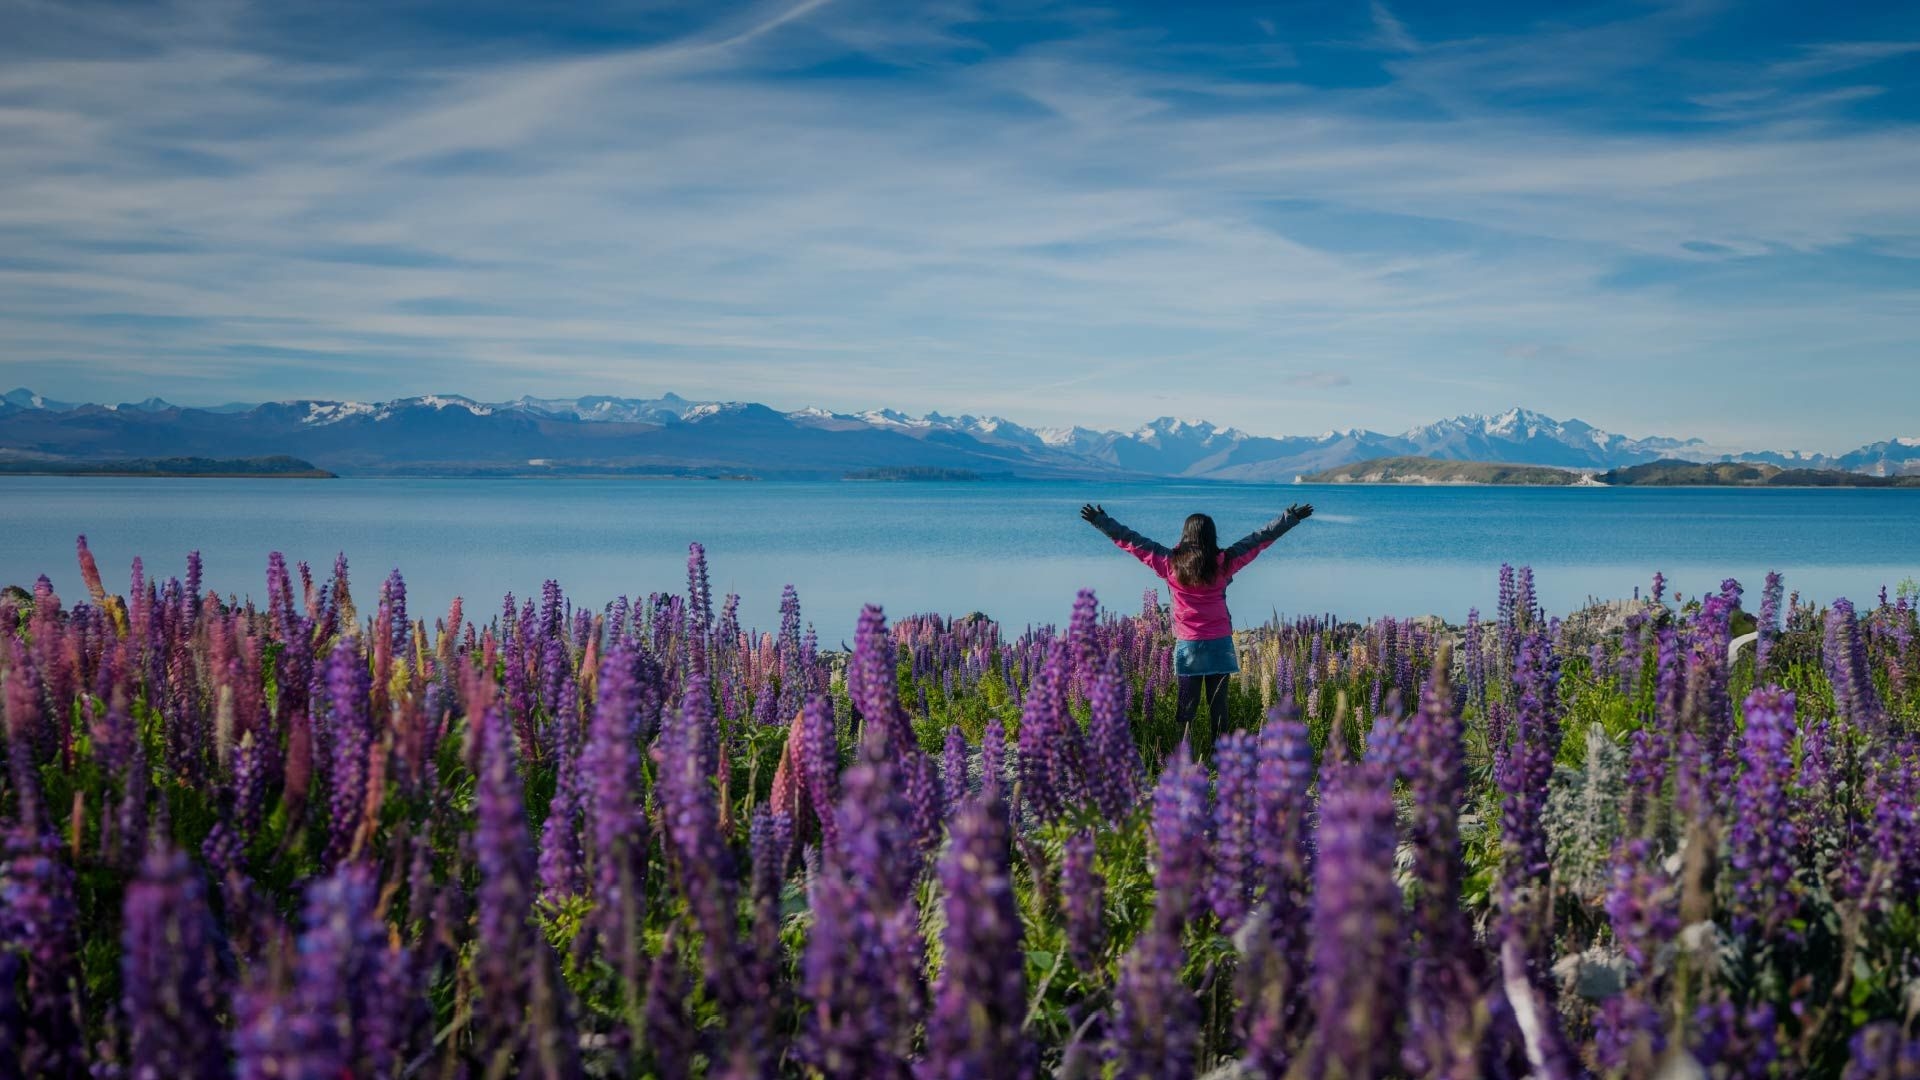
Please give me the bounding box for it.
[2,388,1915,481]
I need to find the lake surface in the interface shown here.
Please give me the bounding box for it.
[4,477,1917,641]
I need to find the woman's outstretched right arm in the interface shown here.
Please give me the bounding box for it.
[1080,504,1171,576]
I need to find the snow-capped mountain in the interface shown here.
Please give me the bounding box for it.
[1396,407,1709,470]
[1833,437,1920,477]
[1,387,74,413]
[0,388,1905,480]
[502,392,697,424]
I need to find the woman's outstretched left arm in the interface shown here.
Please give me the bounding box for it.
[1080,504,1172,576]
[1224,503,1314,573]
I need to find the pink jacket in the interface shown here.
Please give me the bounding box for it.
[1088,509,1304,641]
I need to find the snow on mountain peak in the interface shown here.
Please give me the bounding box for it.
[411,394,492,416]
[302,400,374,425]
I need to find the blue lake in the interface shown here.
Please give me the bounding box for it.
[3,477,1916,641]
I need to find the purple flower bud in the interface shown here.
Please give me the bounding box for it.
[1728,687,1802,937]
[0,824,84,1075]
[1826,599,1886,733]
[1018,641,1086,821]
[1493,632,1576,1075]
[473,702,578,1064]
[982,717,1007,797]
[583,641,651,985]
[1150,742,1210,933]
[1086,652,1141,823]
[922,793,1035,1079]
[942,725,969,818]
[322,636,372,867]
[1307,758,1403,1078]
[658,673,741,1005]
[1209,731,1257,931]
[1402,660,1480,1078]
[849,605,942,851]
[1756,572,1785,670]
[797,693,842,850]
[801,738,925,1076]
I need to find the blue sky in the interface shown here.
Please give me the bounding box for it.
[1,0,1916,452]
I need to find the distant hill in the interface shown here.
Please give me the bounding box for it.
[0,455,333,478]
[1301,457,1584,485]
[1601,460,1920,487]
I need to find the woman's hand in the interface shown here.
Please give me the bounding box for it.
[1079,503,1105,523]
[1286,502,1315,520]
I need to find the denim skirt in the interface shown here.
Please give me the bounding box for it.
[1174,635,1240,677]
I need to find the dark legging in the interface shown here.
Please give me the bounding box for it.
[1176,673,1231,735]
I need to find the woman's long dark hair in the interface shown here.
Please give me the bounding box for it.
[1170,513,1222,587]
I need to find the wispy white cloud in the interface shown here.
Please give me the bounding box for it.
[1769,40,1920,79]
[1369,2,1419,53]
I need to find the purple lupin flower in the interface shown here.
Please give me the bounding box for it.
[731,806,785,1072]
[1401,659,1481,1079]
[1594,994,1666,1073]
[942,724,969,818]
[1113,920,1198,1079]
[1826,599,1886,733]
[657,672,742,1006]
[1847,753,1920,910]
[232,944,322,1079]
[1241,699,1316,1077]
[1756,571,1785,670]
[1728,687,1802,937]
[1605,838,1678,974]
[1496,633,1561,941]
[473,701,577,1066]
[183,547,204,621]
[1060,828,1105,973]
[1307,758,1404,1080]
[1149,741,1210,932]
[1493,632,1576,1077]
[0,823,85,1076]
[1066,588,1100,697]
[120,846,224,1079]
[643,929,699,1078]
[1018,641,1087,820]
[981,717,1008,797]
[381,567,409,659]
[801,739,924,1078]
[686,542,713,674]
[1688,1000,1779,1078]
[1086,652,1141,823]
[921,793,1035,1080]
[1209,730,1258,931]
[1253,699,1314,904]
[289,862,412,1076]
[583,640,650,987]
[797,693,842,849]
[537,663,587,906]
[849,605,942,851]
[322,636,372,867]
[1845,1021,1920,1079]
